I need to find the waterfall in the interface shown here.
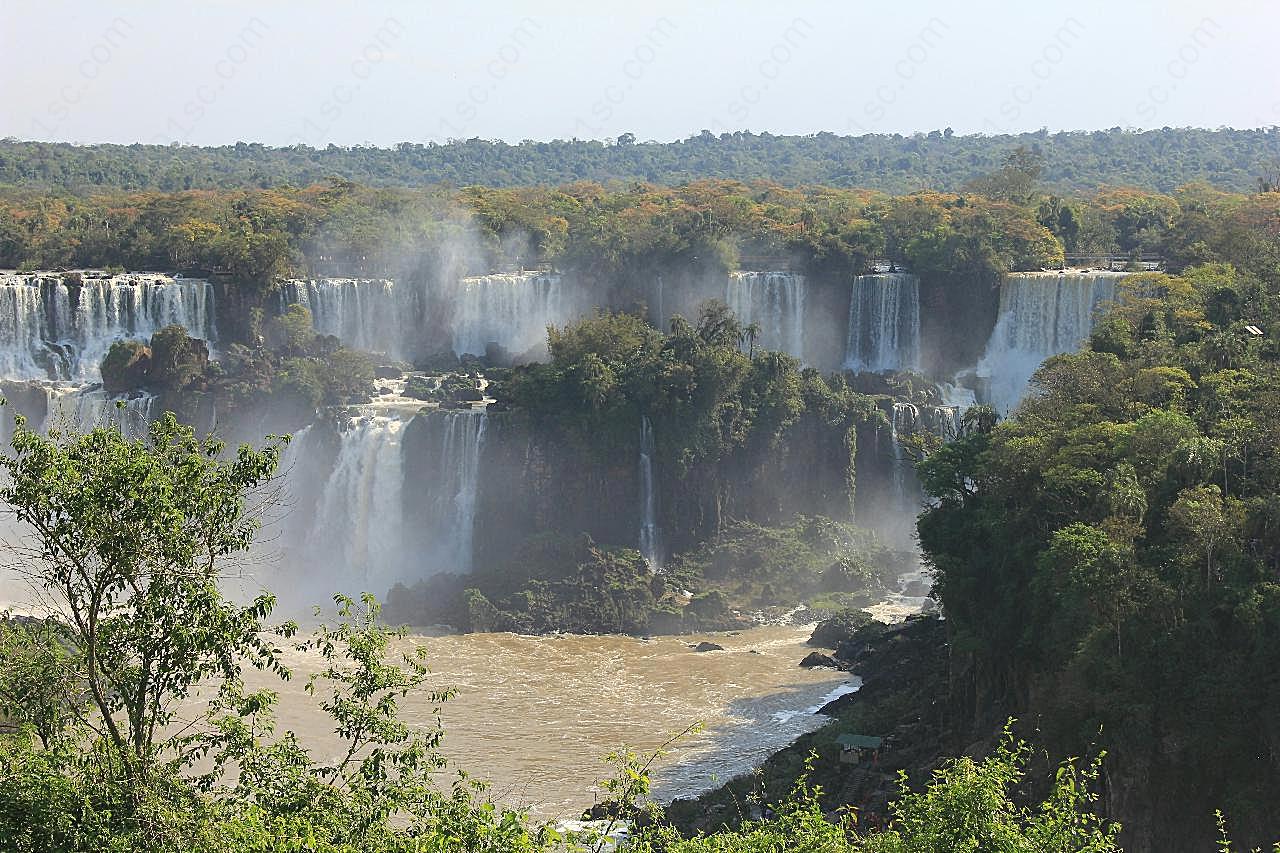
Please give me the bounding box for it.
[638,416,662,570]
[845,273,920,373]
[725,271,806,359]
[938,382,977,411]
[889,403,919,512]
[280,278,416,358]
[0,272,216,381]
[43,388,159,439]
[975,271,1125,414]
[304,414,408,597]
[0,276,62,380]
[415,409,488,575]
[452,272,567,359]
[918,404,962,441]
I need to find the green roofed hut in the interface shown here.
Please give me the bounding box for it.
[836,733,884,765]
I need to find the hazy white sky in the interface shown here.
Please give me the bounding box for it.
[3,0,1277,146]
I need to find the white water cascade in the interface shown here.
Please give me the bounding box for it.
[304,415,409,598]
[45,387,159,439]
[725,272,807,359]
[281,405,489,605]
[416,409,488,575]
[889,403,919,512]
[452,272,569,359]
[975,271,1126,414]
[638,416,662,570]
[0,272,216,381]
[280,278,417,359]
[844,273,921,373]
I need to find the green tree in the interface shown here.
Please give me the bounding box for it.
[266,303,316,355]
[0,616,84,749]
[319,347,375,404]
[148,324,206,390]
[1168,484,1242,589]
[864,730,1119,853]
[0,412,286,792]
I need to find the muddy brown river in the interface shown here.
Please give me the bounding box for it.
[242,625,855,819]
[4,566,931,820]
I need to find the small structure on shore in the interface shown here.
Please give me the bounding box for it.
[836,733,884,764]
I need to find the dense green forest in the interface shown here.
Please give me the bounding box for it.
[918,260,1280,847]
[4,127,1279,194]
[4,152,1274,291]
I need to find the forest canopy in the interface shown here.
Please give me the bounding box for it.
[2,127,1278,194]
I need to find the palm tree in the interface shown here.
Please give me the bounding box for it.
[743,322,761,357]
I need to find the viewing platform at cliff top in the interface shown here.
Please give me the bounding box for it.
[1064,254,1164,271]
[734,257,910,274]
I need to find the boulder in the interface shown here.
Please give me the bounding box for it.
[692,641,724,652]
[808,609,876,648]
[101,340,152,394]
[799,651,838,668]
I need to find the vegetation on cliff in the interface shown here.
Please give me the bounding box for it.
[488,305,876,551]
[386,516,900,635]
[917,258,1280,848]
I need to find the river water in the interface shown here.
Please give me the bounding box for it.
[2,573,906,820]
[244,625,853,819]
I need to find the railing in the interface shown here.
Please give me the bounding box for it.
[1064,254,1164,271]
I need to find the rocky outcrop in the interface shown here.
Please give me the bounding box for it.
[100,340,151,394]
[799,651,838,668]
[807,609,876,649]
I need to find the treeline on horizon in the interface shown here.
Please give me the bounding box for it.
[2,126,1278,194]
[4,147,1279,297]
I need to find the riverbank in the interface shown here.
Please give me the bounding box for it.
[664,613,950,834]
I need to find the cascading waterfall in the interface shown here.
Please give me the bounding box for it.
[45,387,158,439]
[975,271,1126,413]
[0,272,216,381]
[938,382,977,411]
[304,414,408,597]
[914,404,961,442]
[0,381,163,445]
[452,272,567,358]
[889,403,919,512]
[845,273,920,373]
[638,416,662,570]
[417,409,488,575]
[282,406,489,605]
[279,278,414,359]
[725,272,806,359]
[654,273,665,331]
